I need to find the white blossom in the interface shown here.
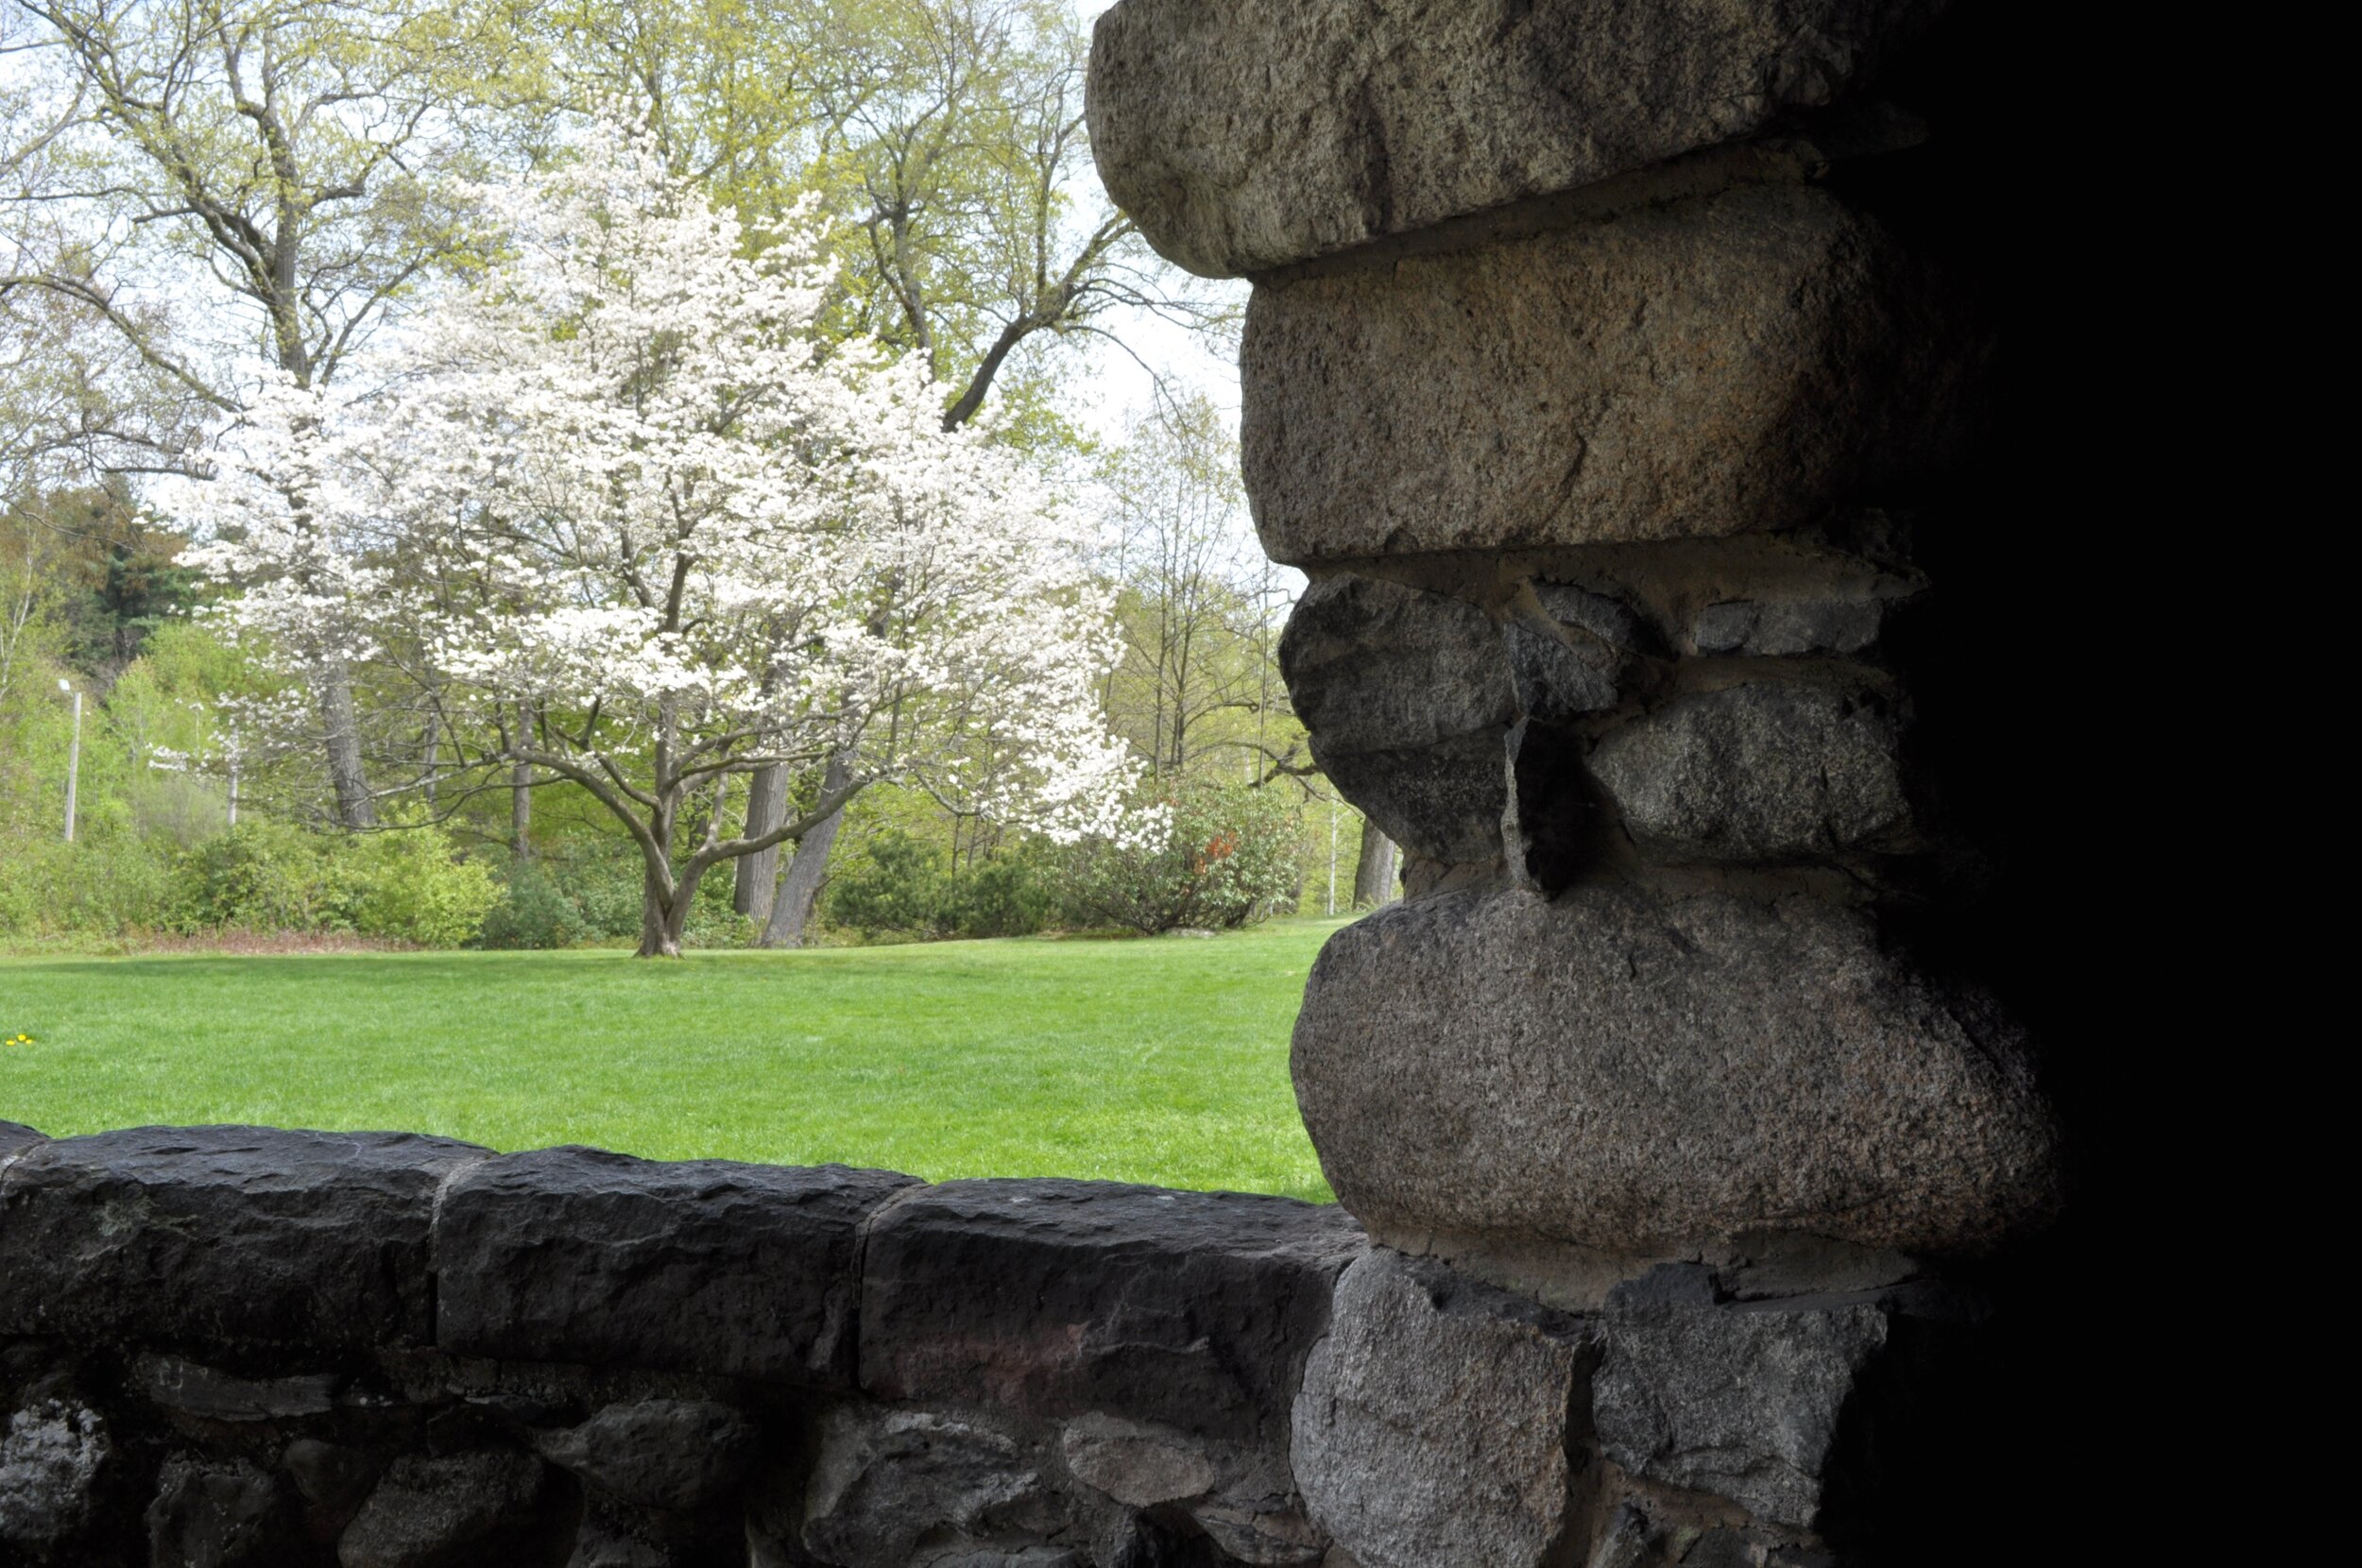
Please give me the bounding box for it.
[172,127,1137,948]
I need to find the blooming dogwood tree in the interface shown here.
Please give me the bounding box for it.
[180,131,1135,955]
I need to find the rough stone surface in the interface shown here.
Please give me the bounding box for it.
[566,1496,712,1568]
[1058,1415,1215,1508]
[863,1180,1363,1445]
[1583,1504,1658,1568]
[0,1397,107,1547]
[1593,1266,1891,1527]
[1292,886,2061,1253]
[144,1457,282,1568]
[1278,574,1513,863]
[800,1408,1064,1568]
[1242,184,1970,564]
[1691,595,1889,656]
[283,1438,375,1513]
[336,1450,545,1568]
[1590,682,1910,861]
[1292,1250,1597,1568]
[533,1397,760,1511]
[1505,584,1648,722]
[1087,0,1945,276]
[1191,1503,1326,1567]
[0,1126,483,1354]
[435,1146,916,1386]
[0,1119,43,1159]
[136,1354,336,1422]
[565,1507,676,1568]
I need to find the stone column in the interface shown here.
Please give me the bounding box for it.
[1089,5,2070,1565]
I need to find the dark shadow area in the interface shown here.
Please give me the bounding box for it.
[1822,3,2121,1559]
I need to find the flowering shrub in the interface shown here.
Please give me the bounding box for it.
[1059,781,1301,935]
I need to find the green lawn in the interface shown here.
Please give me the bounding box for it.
[0,919,1347,1201]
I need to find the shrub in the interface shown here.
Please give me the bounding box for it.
[824,830,944,938]
[477,858,588,949]
[547,842,651,940]
[1059,781,1302,935]
[941,852,1054,939]
[347,826,501,947]
[160,817,498,947]
[820,831,1059,942]
[167,821,357,934]
[498,836,753,948]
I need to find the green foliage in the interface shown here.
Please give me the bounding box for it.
[479,837,750,949]
[167,823,359,934]
[149,818,497,947]
[538,839,652,940]
[940,852,1055,939]
[477,859,588,950]
[345,819,503,947]
[1061,781,1302,936]
[826,829,945,937]
[824,829,1058,941]
[0,833,174,940]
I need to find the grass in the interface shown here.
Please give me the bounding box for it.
[0,919,1346,1202]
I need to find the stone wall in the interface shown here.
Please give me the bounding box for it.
[1,1123,1362,1566]
[0,1123,2018,1567]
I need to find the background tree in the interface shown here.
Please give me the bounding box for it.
[1350,821,1397,910]
[706,0,1225,939]
[5,0,518,826]
[177,137,1135,955]
[1099,395,1305,786]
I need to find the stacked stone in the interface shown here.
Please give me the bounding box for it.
[1088,3,2065,1565]
[0,1124,1363,1567]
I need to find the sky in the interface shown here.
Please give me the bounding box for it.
[1062,0,1249,446]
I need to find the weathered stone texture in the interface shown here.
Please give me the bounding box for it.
[434,1145,916,1386]
[1690,593,1891,657]
[800,1407,1065,1568]
[1292,887,2061,1254]
[1292,1250,1597,1568]
[1058,1414,1215,1508]
[1278,574,1514,863]
[1242,184,1970,564]
[861,1179,1363,1444]
[1506,584,1649,723]
[0,1126,483,1354]
[0,1397,108,1549]
[1590,681,1910,861]
[532,1398,760,1511]
[144,1456,283,1568]
[135,1355,336,1423]
[1087,0,1946,277]
[1593,1265,1915,1530]
[336,1450,546,1568]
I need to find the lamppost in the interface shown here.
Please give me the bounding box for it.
[1326,795,1338,917]
[58,676,81,844]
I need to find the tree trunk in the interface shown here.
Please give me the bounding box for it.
[511,759,533,859]
[734,762,787,921]
[318,662,375,828]
[760,754,849,948]
[1352,819,1399,909]
[637,860,690,959]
